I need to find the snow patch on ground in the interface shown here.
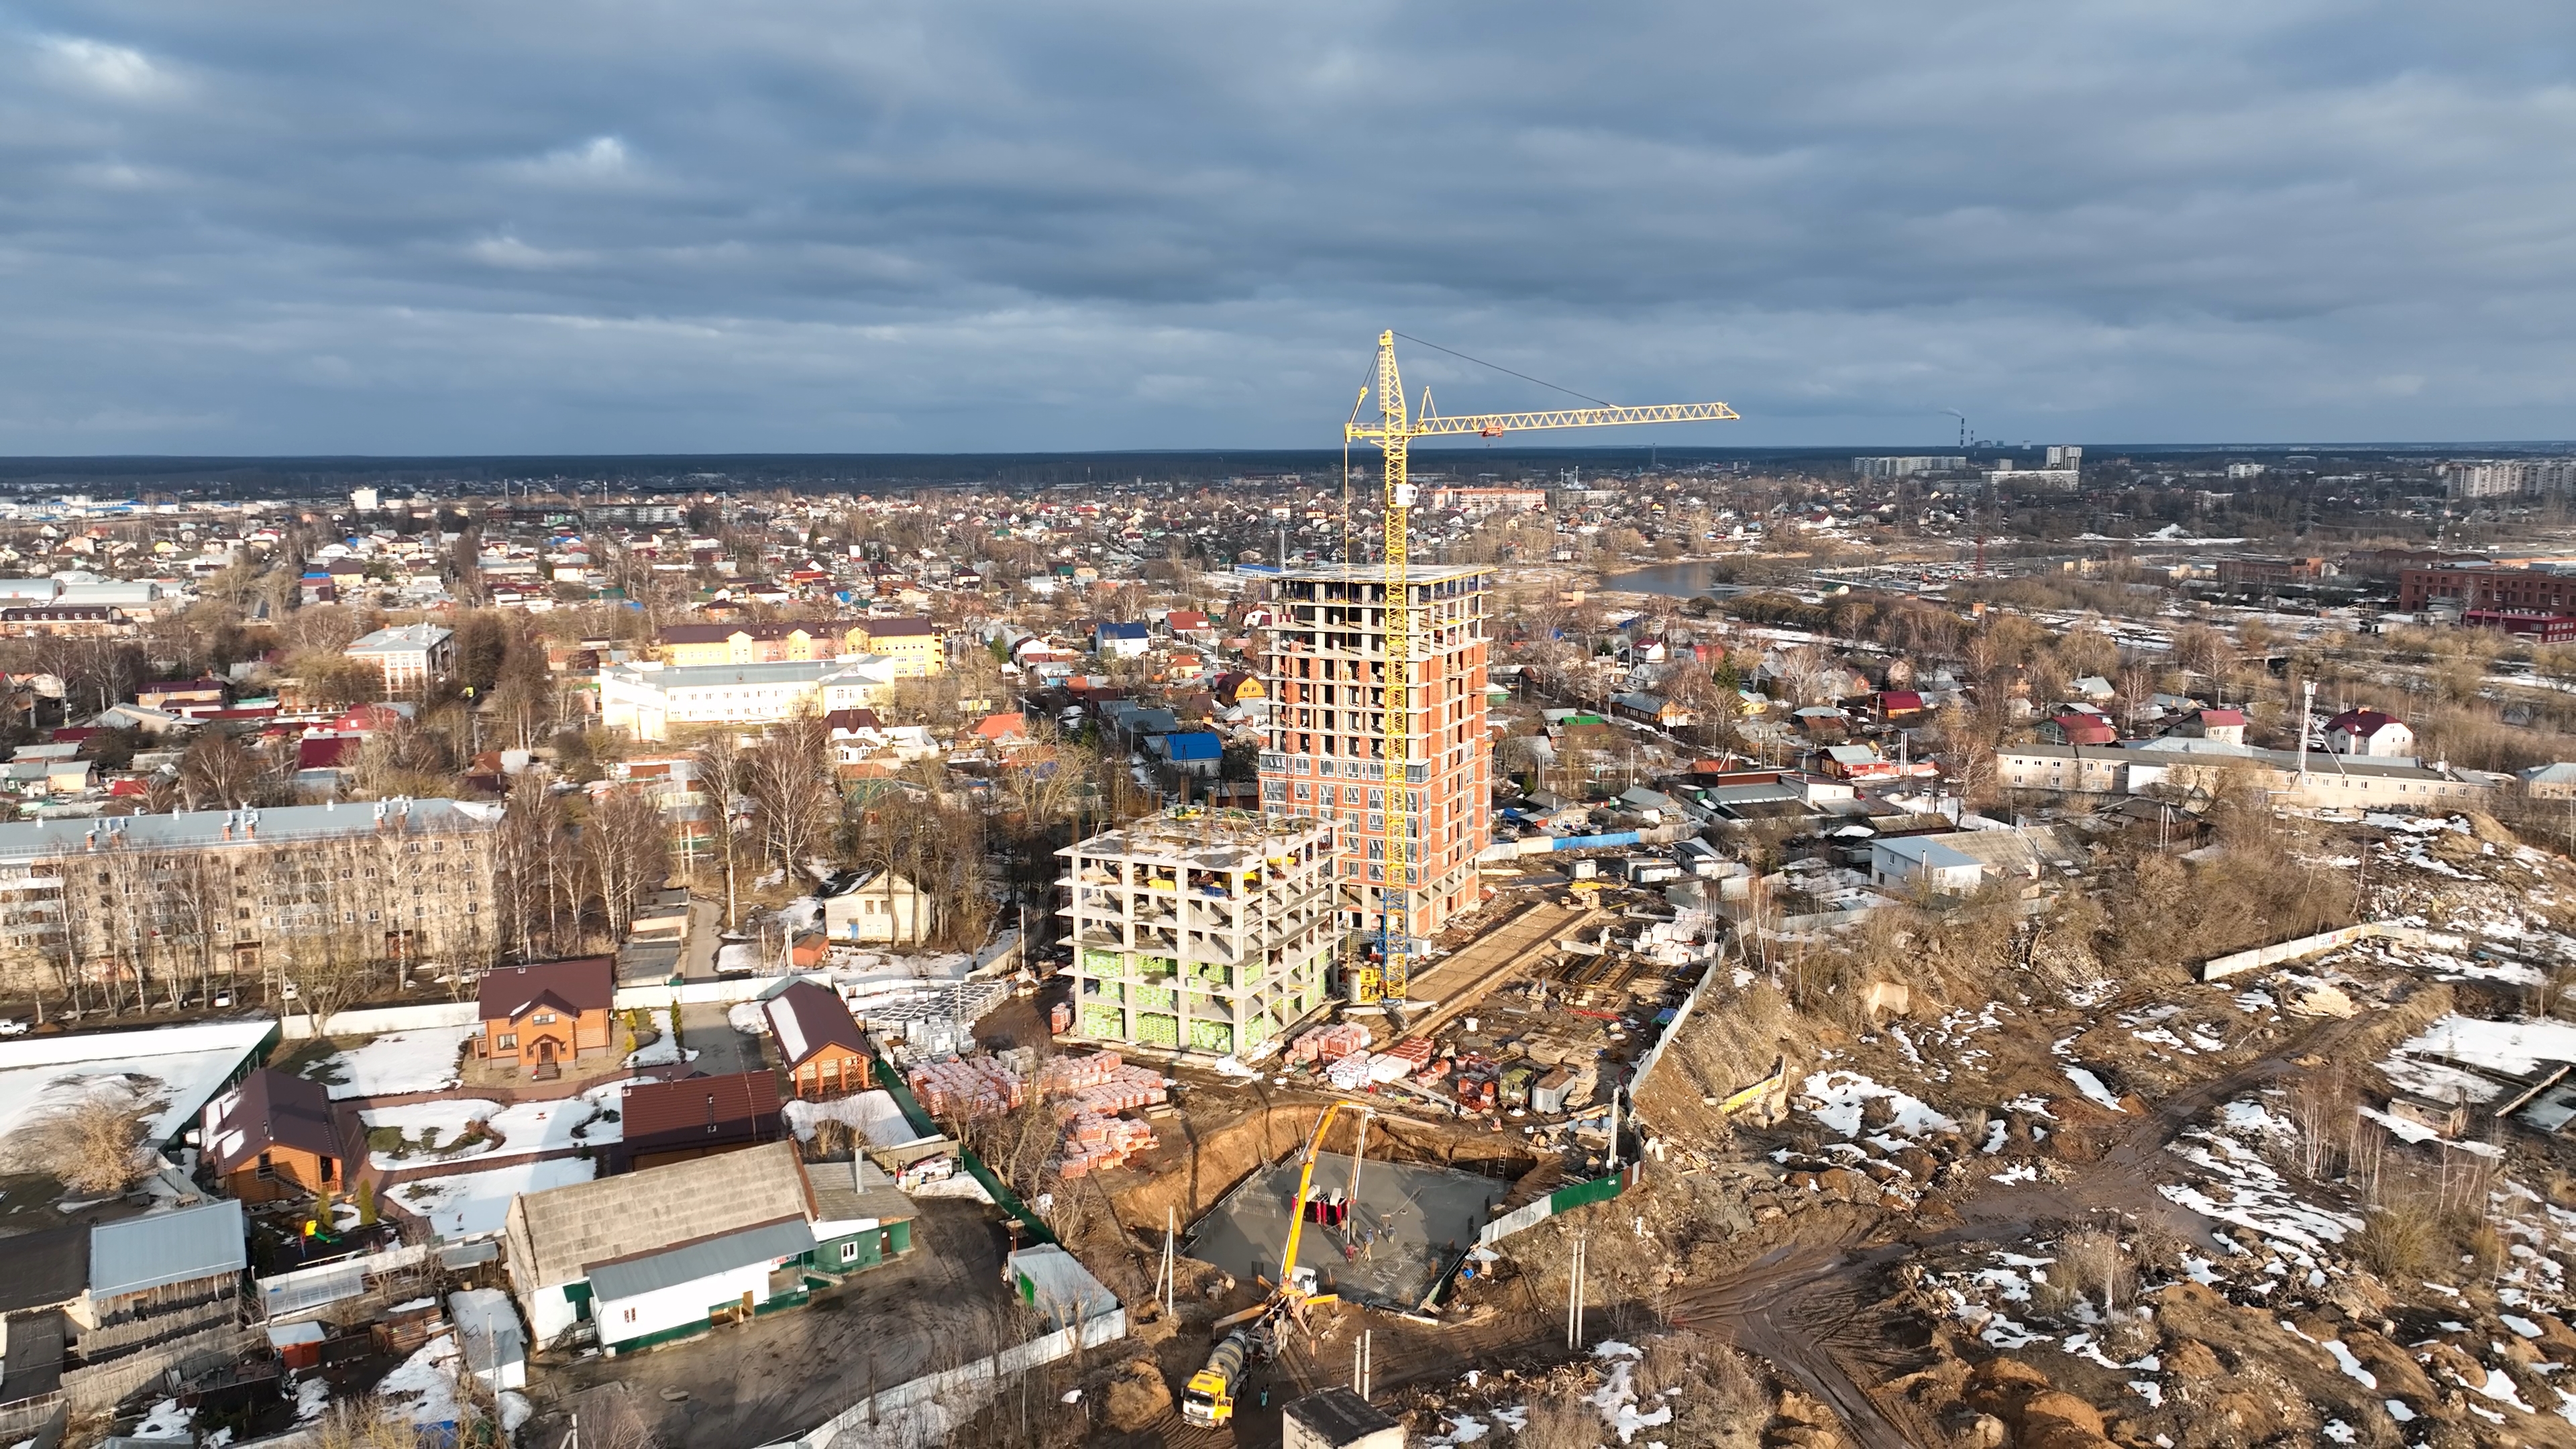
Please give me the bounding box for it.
[2159,1099,2357,1250]
[623,1008,692,1067]
[308,1026,478,1099]
[783,1089,918,1146]
[389,1157,594,1239]
[2394,1015,2576,1079]
[376,1332,466,1426]
[362,1095,621,1169]
[1801,1070,1957,1138]
[2063,1067,2126,1113]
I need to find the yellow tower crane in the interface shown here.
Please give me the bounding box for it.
[1344,331,1738,1002]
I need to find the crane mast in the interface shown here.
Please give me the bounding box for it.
[1343,331,1738,1000]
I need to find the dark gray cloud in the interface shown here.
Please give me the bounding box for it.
[3,1,2574,453]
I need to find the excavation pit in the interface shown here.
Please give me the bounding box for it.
[1185,1149,1507,1312]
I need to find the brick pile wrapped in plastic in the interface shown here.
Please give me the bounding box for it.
[1324,1053,1375,1090]
[1041,1051,1168,1177]
[1283,1022,1373,1067]
[1055,1110,1157,1179]
[906,1057,1026,1118]
[1041,1051,1169,1116]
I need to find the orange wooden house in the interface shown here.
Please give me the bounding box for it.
[201,1068,347,1204]
[763,981,874,1099]
[476,957,617,1074]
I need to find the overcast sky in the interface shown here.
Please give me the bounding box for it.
[5,3,2574,455]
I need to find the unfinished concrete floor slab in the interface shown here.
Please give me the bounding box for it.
[1185,1149,1507,1311]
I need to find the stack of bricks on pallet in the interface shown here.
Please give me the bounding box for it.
[1452,1053,1502,1112]
[908,1057,1026,1118]
[1055,1113,1155,1179]
[1381,1036,1435,1081]
[1035,1051,1168,1112]
[1284,1022,1373,1067]
[1045,1053,1169,1178]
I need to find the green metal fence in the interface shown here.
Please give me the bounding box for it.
[868,1052,1059,1248]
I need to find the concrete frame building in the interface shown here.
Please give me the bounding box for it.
[1258,564,1493,944]
[1060,808,1336,1057]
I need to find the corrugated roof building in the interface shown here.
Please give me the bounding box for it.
[81,1199,246,1329]
[502,1140,817,1351]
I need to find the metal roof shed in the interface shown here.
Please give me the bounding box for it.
[585,1218,816,1304]
[1283,1386,1404,1449]
[449,1287,528,1391]
[89,1199,246,1303]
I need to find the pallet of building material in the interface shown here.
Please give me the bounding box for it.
[1284,1022,1373,1067]
[1384,1037,1434,1066]
[1364,1052,1418,1085]
[1324,1053,1375,1090]
[907,1057,1028,1118]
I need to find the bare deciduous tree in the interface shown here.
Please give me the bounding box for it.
[177,734,269,810]
[744,712,835,881]
[9,1086,154,1193]
[584,786,670,943]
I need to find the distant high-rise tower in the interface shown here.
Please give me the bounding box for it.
[2045,445,2084,470]
[1259,564,1493,945]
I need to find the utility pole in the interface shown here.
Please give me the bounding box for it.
[1566,1231,1589,1350]
[2298,680,2316,778]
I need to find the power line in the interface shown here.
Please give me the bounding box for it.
[1389,331,1617,409]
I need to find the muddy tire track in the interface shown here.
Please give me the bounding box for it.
[1664,985,2453,1447]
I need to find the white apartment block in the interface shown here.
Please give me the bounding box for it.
[1059,810,1337,1058]
[2442,460,2576,499]
[1997,740,2490,811]
[596,658,901,741]
[345,623,456,695]
[1851,455,1966,478]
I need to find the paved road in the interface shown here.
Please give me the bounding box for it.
[683,898,723,980]
[681,1001,767,1078]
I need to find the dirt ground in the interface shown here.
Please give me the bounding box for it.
[518,1199,1023,1449]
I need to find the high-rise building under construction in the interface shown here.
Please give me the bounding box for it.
[1258,564,1493,948]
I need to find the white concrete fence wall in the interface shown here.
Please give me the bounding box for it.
[767,1303,1128,1449]
[2199,921,2469,982]
[1625,947,1727,1106]
[278,1001,478,1041]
